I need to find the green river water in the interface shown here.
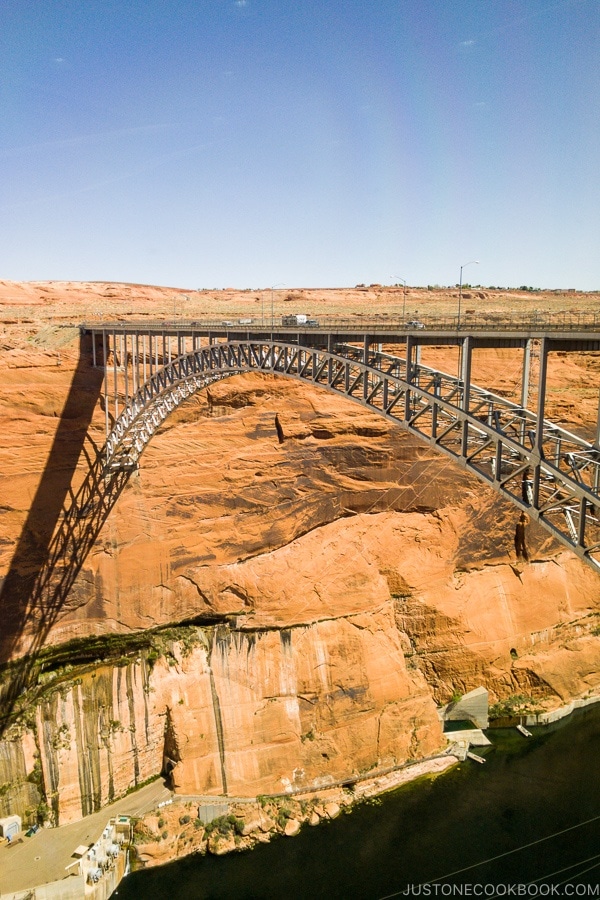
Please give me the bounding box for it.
[116,704,600,899]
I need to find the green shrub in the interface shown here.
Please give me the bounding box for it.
[489,694,542,718]
[146,648,160,668]
[205,815,235,837]
[276,807,292,829]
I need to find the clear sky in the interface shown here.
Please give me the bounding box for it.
[1,0,599,290]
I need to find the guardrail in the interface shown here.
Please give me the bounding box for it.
[82,312,600,333]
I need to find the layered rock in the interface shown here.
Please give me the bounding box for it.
[9,601,441,825]
[2,506,599,825]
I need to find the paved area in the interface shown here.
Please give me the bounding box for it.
[0,779,172,896]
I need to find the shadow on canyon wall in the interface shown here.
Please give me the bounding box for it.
[0,333,133,736]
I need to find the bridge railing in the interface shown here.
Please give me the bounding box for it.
[82,311,600,333]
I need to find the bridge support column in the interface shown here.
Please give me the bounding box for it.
[461,336,473,456]
[431,374,441,439]
[404,335,415,421]
[362,335,371,402]
[363,335,370,365]
[521,339,532,409]
[133,332,139,395]
[460,336,472,412]
[123,333,128,404]
[519,338,533,444]
[532,337,548,508]
[112,329,119,420]
[103,330,109,439]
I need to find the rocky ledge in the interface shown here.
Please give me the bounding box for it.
[131,755,458,869]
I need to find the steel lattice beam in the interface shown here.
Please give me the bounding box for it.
[92,334,600,573]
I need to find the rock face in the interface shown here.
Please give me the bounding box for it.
[1,281,600,828]
[14,600,441,825]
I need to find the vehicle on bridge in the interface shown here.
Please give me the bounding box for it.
[406,320,425,329]
[281,314,319,327]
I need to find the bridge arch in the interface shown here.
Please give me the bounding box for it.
[101,339,600,572]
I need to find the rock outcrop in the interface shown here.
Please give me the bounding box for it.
[1,281,599,828]
[3,595,443,825]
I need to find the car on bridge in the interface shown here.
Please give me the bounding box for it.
[406,320,425,329]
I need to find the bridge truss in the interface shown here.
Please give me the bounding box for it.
[85,324,600,572]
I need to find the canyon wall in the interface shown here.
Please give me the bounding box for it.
[1,293,600,826]
[4,605,441,825]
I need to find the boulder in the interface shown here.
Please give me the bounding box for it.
[284,818,301,837]
[208,833,236,855]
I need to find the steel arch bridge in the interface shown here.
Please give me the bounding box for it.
[85,326,600,574]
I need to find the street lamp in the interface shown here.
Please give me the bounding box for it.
[392,276,408,323]
[271,283,285,328]
[458,260,479,329]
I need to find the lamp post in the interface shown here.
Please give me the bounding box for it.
[392,276,408,322]
[271,283,285,328]
[458,260,479,329]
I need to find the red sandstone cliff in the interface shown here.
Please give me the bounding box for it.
[0,281,599,826]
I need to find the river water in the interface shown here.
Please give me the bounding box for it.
[116,704,600,899]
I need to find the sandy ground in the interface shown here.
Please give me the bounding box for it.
[1,279,598,334]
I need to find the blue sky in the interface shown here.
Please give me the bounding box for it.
[1,0,599,290]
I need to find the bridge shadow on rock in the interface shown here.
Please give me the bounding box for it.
[0,334,133,737]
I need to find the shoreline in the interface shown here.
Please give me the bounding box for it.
[525,692,600,726]
[1,696,598,897]
[130,752,462,870]
[128,692,600,873]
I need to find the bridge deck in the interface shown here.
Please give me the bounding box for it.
[82,320,600,352]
